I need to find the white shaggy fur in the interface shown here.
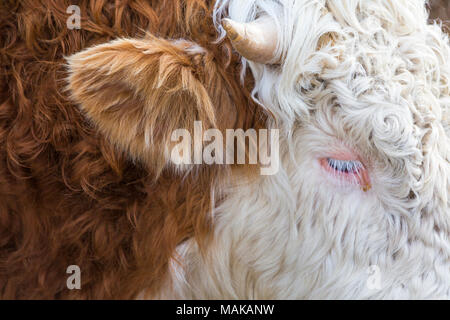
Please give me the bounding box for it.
[156,0,450,299]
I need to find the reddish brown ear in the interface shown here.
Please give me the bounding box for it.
[66,36,227,176]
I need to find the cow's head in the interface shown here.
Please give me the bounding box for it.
[178,0,449,298]
[219,0,449,221]
[65,0,450,297]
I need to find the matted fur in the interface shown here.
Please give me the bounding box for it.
[0,0,264,299]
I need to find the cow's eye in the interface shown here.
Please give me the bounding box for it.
[319,157,371,192]
[325,158,363,174]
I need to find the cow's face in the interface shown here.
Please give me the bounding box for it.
[222,0,449,214]
[220,0,449,291]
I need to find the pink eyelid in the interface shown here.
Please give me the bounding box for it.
[319,151,372,192]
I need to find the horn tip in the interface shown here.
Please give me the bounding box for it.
[222,19,240,41]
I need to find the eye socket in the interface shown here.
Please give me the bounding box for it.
[319,157,371,192]
[325,158,363,174]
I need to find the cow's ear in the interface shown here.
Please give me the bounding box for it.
[66,36,223,176]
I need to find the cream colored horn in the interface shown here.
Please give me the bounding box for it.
[222,15,279,64]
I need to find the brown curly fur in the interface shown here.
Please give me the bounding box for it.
[0,0,264,299]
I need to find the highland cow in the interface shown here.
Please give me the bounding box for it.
[0,0,449,300]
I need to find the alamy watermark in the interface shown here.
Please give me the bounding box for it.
[366,265,381,290]
[66,265,81,290]
[67,5,81,30]
[170,121,280,175]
